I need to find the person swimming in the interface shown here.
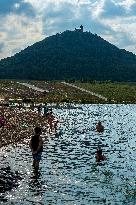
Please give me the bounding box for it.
[95,148,106,162]
[96,121,104,133]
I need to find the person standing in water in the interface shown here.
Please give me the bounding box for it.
[29,127,43,170]
[47,110,54,133]
[54,119,59,133]
[43,103,48,117]
[96,121,104,132]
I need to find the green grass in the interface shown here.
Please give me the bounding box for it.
[0,80,136,104]
[0,80,106,103]
[75,82,136,103]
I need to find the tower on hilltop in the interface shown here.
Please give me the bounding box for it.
[75,25,83,32]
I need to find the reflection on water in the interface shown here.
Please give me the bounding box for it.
[0,104,136,205]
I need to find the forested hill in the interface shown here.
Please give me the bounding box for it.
[0,30,136,81]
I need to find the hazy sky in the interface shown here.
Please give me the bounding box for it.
[0,0,136,59]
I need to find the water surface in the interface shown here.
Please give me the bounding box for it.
[0,104,136,205]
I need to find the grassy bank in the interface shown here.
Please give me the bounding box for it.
[0,80,136,104]
[74,82,136,103]
[0,80,104,104]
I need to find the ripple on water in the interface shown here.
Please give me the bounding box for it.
[0,104,136,205]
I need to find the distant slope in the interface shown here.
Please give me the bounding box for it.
[0,30,136,81]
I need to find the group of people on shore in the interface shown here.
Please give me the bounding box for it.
[0,102,59,148]
[0,106,46,148]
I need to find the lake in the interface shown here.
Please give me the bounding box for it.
[0,104,136,205]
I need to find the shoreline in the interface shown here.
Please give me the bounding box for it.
[0,80,136,104]
[0,107,48,149]
[0,103,135,149]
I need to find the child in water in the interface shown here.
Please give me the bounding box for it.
[54,119,59,133]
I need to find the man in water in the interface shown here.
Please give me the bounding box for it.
[95,148,106,162]
[96,121,104,132]
[29,127,43,170]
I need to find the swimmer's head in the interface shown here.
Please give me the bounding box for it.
[97,149,102,155]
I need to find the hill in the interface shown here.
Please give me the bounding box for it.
[0,30,136,81]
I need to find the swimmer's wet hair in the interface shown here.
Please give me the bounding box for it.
[34,127,41,134]
[97,149,102,155]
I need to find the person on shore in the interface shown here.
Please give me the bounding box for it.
[47,111,54,133]
[0,116,6,128]
[30,102,34,111]
[54,119,59,133]
[43,103,48,116]
[37,104,42,115]
[29,127,43,170]
[96,121,104,133]
[95,148,106,162]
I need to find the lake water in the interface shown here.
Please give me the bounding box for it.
[0,104,136,205]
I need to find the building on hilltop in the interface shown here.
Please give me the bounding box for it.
[75,25,83,32]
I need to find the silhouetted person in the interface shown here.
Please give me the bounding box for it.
[43,103,48,116]
[95,148,106,162]
[96,121,104,132]
[0,116,5,128]
[29,127,43,170]
[30,102,34,111]
[47,111,54,133]
[54,119,59,133]
[37,104,42,115]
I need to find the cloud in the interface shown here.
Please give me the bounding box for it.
[14,1,36,17]
[0,0,35,17]
[117,0,136,11]
[90,0,136,53]
[40,1,112,36]
[100,0,126,18]
[0,0,20,14]
[0,13,44,59]
[91,0,105,18]
[0,42,4,52]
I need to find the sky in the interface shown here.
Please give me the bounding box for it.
[0,0,136,59]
